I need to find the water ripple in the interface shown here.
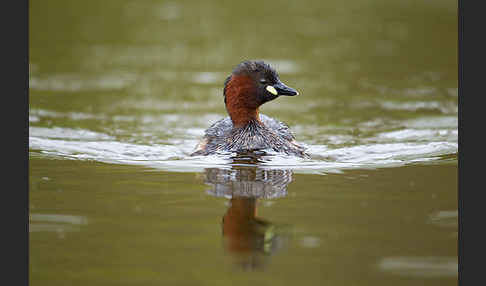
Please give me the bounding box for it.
[29,108,457,173]
[378,256,457,277]
[29,130,456,174]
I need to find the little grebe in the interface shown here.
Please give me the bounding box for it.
[191,60,308,158]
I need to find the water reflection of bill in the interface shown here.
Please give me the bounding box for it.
[203,163,293,270]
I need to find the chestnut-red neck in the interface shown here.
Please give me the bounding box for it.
[224,75,261,128]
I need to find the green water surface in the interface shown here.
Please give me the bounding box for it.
[29,0,458,285]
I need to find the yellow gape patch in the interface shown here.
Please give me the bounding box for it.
[266,85,278,95]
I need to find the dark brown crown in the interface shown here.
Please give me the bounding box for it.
[224,60,279,100]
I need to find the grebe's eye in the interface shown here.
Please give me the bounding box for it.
[259,79,267,84]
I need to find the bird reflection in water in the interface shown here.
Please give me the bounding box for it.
[203,156,293,270]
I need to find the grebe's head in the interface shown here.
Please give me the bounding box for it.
[223,60,299,127]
